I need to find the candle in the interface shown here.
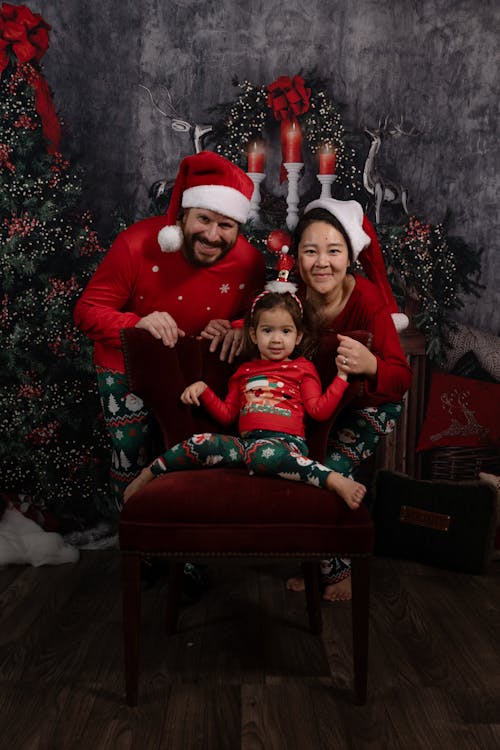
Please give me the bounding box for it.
[247,139,266,173]
[284,120,302,163]
[318,144,336,174]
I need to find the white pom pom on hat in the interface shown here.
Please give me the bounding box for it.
[157,225,184,252]
[390,312,410,332]
[157,151,254,252]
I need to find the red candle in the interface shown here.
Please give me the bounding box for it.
[247,139,266,173]
[283,120,302,163]
[318,144,336,174]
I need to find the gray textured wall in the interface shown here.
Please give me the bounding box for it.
[39,0,499,333]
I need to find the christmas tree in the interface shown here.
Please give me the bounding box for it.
[0,3,112,527]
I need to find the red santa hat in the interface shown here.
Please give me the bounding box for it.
[157,151,254,252]
[304,198,409,331]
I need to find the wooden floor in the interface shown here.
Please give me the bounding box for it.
[0,550,499,750]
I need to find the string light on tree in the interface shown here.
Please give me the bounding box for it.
[0,3,112,525]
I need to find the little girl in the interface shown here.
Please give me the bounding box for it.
[124,290,366,508]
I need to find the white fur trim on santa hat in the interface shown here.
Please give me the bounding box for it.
[304,198,370,261]
[182,184,250,224]
[157,224,184,252]
[265,280,298,294]
[391,312,410,332]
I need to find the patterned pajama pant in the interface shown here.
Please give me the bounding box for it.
[151,430,334,489]
[97,367,156,511]
[318,402,403,586]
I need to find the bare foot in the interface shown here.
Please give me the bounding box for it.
[123,467,155,504]
[326,473,366,510]
[286,576,305,592]
[323,575,351,601]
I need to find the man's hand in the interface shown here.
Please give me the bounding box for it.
[181,380,208,406]
[135,311,185,347]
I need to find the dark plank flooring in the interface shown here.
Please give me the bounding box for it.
[0,550,499,749]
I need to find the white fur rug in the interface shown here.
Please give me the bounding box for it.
[0,507,79,567]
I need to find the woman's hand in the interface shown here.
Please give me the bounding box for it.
[199,318,232,341]
[336,334,378,379]
[200,320,243,363]
[181,380,208,406]
[135,311,185,348]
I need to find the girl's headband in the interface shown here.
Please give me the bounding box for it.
[250,288,303,319]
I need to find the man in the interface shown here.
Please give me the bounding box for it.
[74,151,266,509]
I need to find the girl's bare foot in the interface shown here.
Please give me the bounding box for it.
[323,575,351,601]
[326,473,366,510]
[286,576,305,592]
[123,467,155,504]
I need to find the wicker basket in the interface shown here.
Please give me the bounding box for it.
[429,446,500,482]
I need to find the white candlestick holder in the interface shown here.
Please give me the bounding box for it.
[316,173,337,199]
[284,162,303,231]
[247,171,265,226]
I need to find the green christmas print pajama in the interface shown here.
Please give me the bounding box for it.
[319,402,403,586]
[97,367,156,511]
[151,430,334,488]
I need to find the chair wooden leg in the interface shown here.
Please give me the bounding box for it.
[166,561,183,635]
[122,552,141,706]
[302,561,322,635]
[350,555,370,705]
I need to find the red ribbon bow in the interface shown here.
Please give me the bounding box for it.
[0,3,50,69]
[267,75,311,182]
[267,75,311,121]
[0,3,60,153]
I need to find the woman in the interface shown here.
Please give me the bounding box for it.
[286,198,412,601]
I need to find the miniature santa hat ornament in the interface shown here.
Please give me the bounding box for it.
[249,235,301,319]
[157,151,255,252]
[304,198,409,331]
[266,245,296,293]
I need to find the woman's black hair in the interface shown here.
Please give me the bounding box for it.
[290,207,354,264]
[241,291,318,359]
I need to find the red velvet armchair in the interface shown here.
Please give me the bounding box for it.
[119,329,374,706]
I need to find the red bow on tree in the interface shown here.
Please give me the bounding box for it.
[0,3,60,153]
[0,3,50,70]
[267,75,311,182]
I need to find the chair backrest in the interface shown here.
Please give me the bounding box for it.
[121,330,371,462]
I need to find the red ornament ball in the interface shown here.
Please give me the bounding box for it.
[266,229,292,255]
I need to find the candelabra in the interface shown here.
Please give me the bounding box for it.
[284,162,303,231]
[246,172,265,227]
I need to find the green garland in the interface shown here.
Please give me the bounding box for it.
[377,214,483,365]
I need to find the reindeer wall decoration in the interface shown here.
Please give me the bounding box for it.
[139,84,213,154]
[363,117,418,224]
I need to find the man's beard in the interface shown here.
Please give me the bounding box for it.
[182,232,235,267]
